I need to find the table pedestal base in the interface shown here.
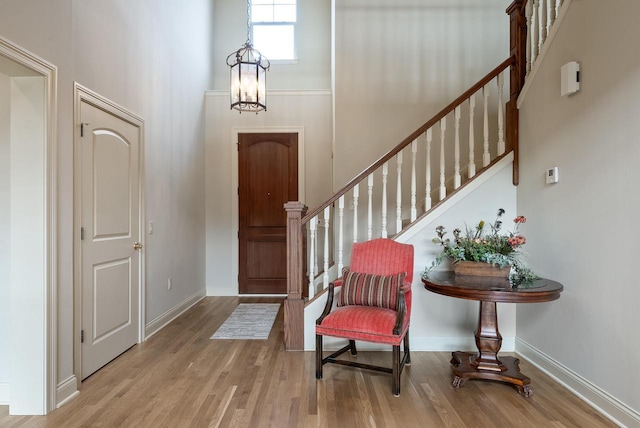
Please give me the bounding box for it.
[450,351,532,397]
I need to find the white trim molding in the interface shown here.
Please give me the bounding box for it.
[55,376,79,409]
[516,338,640,428]
[145,291,206,340]
[205,89,331,98]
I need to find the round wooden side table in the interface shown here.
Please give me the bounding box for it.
[423,271,563,396]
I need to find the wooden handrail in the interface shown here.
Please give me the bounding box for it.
[303,56,515,223]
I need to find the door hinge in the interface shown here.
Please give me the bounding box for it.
[80,123,84,137]
[81,329,84,343]
[81,227,85,240]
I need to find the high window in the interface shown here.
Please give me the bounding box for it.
[251,0,296,61]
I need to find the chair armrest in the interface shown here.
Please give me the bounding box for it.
[316,281,336,325]
[393,286,407,336]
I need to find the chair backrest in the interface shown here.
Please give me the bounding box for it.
[349,238,414,284]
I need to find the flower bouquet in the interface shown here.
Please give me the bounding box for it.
[423,209,538,284]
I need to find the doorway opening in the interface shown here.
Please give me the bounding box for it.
[0,37,57,414]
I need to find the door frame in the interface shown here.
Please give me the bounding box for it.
[0,36,57,414]
[231,126,305,295]
[72,83,146,388]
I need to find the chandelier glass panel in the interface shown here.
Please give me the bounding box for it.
[226,0,270,113]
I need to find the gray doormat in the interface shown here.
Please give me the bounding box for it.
[210,303,280,340]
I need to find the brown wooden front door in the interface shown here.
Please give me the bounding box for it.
[238,133,298,294]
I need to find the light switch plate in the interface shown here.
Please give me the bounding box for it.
[546,167,559,184]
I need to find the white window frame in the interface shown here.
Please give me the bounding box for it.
[250,0,297,63]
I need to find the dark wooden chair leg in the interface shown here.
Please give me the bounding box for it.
[349,340,358,357]
[404,333,411,366]
[316,334,323,379]
[392,345,401,396]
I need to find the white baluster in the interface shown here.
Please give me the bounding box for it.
[439,117,447,201]
[533,0,540,61]
[352,183,359,243]
[525,0,533,75]
[454,106,461,189]
[410,140,417,221]
[425,129,432,211]
[396,152,403,234]
[468,94,476,178]
[550,0,556,27]
[367,174,373,240]
[497,72,505,155]
[381,163,388,238]
[323,207,330,290]
[338,196,344,274]
[483,85,490,167]
[541,0,548,45]
[308,216,317,298]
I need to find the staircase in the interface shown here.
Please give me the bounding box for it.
[283,0,569,350]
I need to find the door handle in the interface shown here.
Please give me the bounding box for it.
[133,242,143,250]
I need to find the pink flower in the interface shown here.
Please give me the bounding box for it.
[508,235,527,247]
[514,216,526,224]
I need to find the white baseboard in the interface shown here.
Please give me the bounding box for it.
[516,338,640,428]
[0,381,8,405]
[56,376,79,408]
[311,336,515,352]
[145,290,206,339]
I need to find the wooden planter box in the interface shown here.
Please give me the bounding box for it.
[453,261,511,278]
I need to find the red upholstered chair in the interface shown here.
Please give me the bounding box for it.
[315,238,414,396]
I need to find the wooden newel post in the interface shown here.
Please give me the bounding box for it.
[506,0,527,186]
[284,201,307,351]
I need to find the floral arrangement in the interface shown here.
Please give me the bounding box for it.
[423,209,538,284]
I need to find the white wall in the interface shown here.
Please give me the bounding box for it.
[205,91,333,296]
[212,0,331,91]
[71,0,211,326]
[334,0,510,187]
[405,159,517,350]
[0,71,9,401]
[517,0,640,418]
[0,0,212,410]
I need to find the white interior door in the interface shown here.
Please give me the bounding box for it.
[80,100,141,380]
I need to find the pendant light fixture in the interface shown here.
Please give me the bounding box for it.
[226,0,270,113]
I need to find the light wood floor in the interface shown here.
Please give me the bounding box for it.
[1,297,615,428]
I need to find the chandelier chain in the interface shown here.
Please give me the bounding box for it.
[246,0,251,45]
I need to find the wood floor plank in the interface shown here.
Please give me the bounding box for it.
[0,297,617,428]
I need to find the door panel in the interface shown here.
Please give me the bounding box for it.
[93,131,131,238]
[239,133,297,294]
[93,259,131,341]
[80,100,140,379]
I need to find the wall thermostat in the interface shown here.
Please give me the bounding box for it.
[546,167,559,184]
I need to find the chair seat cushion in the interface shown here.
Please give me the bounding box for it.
[316,305,408,345]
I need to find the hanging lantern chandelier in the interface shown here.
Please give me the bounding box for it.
[226,0,270,113]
